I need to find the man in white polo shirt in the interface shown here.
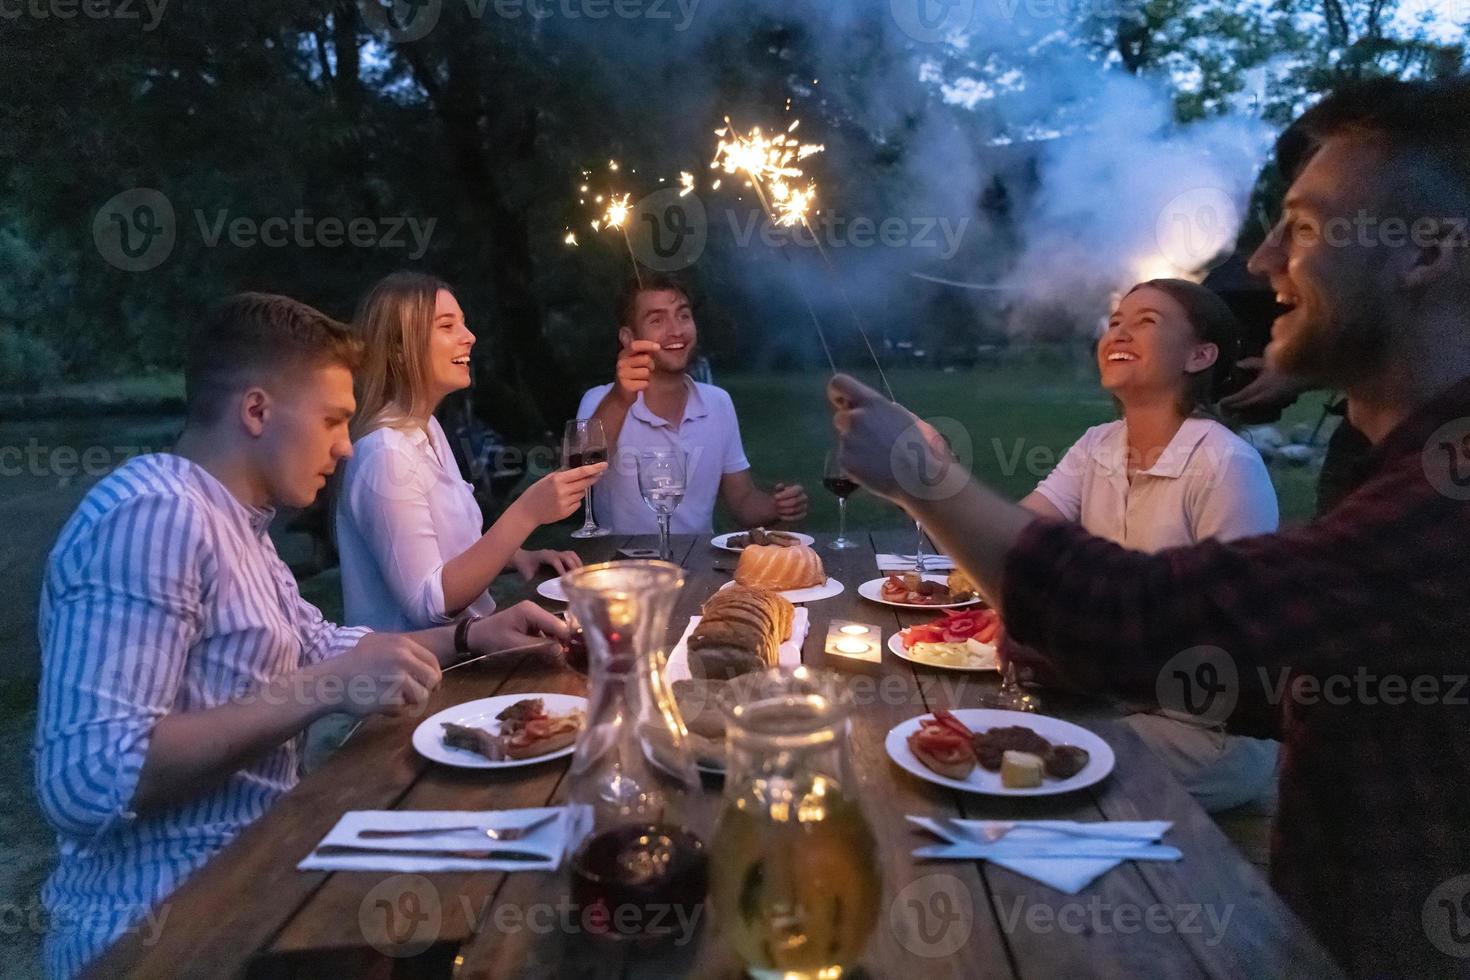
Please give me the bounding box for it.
[578,272,807,535]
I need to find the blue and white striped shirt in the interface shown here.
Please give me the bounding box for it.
[33,454,369,979]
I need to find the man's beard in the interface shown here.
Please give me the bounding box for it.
[1270,290,1392,390]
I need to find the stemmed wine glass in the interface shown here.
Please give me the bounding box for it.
[912,521,928,574]
[822,450,860,551]
[637,449,686,561]
[564,419,610,539]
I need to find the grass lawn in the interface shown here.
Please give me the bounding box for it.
[715,363,1332,531]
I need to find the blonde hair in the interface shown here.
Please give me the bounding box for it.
[350,271,453,440]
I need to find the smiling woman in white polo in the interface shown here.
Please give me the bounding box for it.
[1021,278,1279,812]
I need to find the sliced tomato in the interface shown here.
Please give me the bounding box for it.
[929,709,975,739]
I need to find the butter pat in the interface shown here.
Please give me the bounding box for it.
[1001,750,1044,788]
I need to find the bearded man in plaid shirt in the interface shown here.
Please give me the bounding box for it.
[831,76,1470,978]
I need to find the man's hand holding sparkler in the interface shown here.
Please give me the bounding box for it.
[827,373,1036,611]
[613,339,661,406]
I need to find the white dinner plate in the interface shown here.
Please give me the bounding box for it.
[888,631,999,672]
[536,578,567,603]
[858,576,982,609]
[885,708,1115,797]
[719,577,844,603]
[413,694,587,770]
[710,531,816,553]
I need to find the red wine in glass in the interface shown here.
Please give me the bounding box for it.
[566,448,609,468]
[570,824,709,943]
[822,475,859,499]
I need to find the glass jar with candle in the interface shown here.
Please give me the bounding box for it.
[711,666,882,978]
[560,560,708,943]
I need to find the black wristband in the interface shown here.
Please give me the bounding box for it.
[454,615,482,658]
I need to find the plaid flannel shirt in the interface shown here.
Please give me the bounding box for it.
[1003,376,1470,978]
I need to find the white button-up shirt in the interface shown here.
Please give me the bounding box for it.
[35,454,369,978]
[1032,417,1279,550]
[576,378,751,535]
[336,416,496,631]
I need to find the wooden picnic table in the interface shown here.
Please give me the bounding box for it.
[88,531,1344,979]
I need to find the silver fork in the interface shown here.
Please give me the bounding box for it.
[932,816,1152,844]
[357,812,560,841]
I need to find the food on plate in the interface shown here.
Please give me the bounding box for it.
[441,721,500,758]
[972,725,1054,771]
[441,698,584,761]
[496,697,545,725]
[687,585,795,680]
[906,709,977,780]
[735,543,825,591]
[1043,744,1092,779]
[1001,750,1045,788]
[906,639,999,670]
[725,527,802,550]
[898,608,1001,668]
[947,568,979,601]
[878,572,976,606]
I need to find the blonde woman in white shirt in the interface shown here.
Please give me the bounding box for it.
[1021,278,1280,812]
[337,272,606,632]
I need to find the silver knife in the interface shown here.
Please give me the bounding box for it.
[313,843,551,862]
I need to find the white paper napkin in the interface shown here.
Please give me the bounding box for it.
[876,553,957,572]
[299,806,590,873]
[664,609,809,683]
[908,817,1178,894]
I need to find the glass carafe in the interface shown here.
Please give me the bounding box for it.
[711,667,882,978]
[560,560,707,943]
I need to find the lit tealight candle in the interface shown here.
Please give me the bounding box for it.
[838,624,869,636]
[834,638,871,655]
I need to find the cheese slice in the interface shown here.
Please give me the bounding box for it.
[1001,750,1044,788]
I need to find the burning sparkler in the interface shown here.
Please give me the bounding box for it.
[572,161,643,287]
[710,114,895,401]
